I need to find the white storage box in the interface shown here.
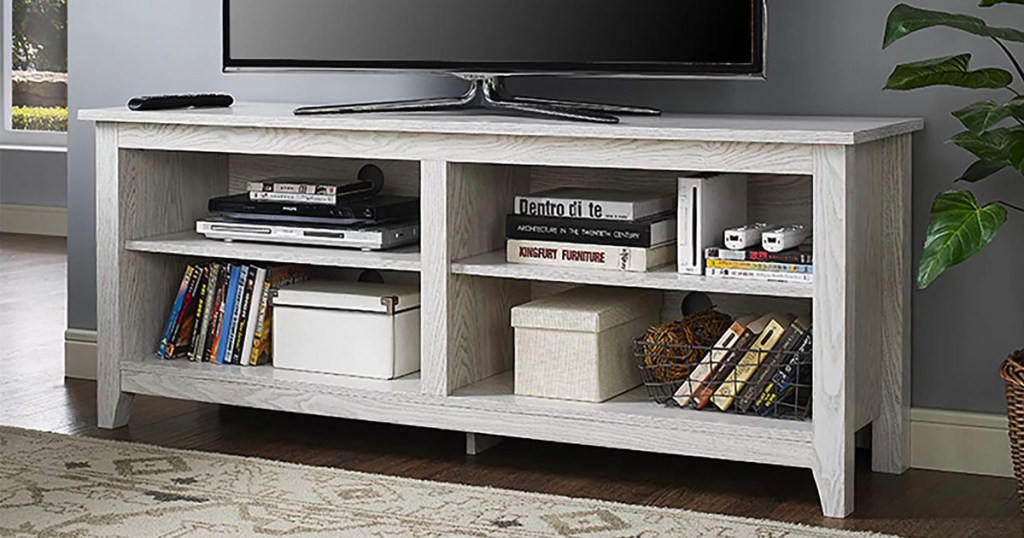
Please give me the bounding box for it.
[272,280,420,379]
[511,286,660,402]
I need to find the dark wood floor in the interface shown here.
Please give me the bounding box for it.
[1,233,1020,537]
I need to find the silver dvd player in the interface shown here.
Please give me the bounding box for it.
[196,217,419,251]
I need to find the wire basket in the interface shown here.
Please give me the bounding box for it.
[633,335,812,421]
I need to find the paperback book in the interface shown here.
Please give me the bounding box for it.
[706,267,813,283]
[706,243,813,264]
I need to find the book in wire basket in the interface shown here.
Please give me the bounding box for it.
[632,336,812,421]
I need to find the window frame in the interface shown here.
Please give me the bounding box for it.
[1,0,67,149]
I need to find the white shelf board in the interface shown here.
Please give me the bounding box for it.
[126,231,421,272]
[119,358,813,468]
[121,354,423,396]
[450,250,813,298]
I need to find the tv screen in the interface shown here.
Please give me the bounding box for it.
[224,0,765,76]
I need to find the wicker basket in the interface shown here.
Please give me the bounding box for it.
[1000,349,1024,515]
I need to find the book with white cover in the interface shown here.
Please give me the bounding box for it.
[677,174,748,275]
[514,188,674,222]
[507,239,676,272]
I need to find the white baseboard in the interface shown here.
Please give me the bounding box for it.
[64,329,97,380]
[0,204,67,237]
[910,408,1013,478]
[58,329,1014,478]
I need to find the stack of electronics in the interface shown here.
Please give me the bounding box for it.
[705,224,813,284]
[506,187,677,272]
[197,165,420,251]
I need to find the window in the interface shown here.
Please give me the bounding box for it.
[1,0,67,147]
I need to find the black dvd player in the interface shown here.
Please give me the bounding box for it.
[208,193,419,225]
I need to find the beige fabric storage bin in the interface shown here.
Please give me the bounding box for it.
[511,286,661,402]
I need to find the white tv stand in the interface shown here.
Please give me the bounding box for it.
[80,104,921,518]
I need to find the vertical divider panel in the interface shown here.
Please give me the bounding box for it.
[97,132,228,429]
[420,161,531,396]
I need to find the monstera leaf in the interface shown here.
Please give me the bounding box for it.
[884,4,1024,47]
[951,127,1024,172]
[917,191,1007,288]
[953,100,1013,133]
[979,0,1024,6]
[884,54,1013,90]
[958,160,1007,182]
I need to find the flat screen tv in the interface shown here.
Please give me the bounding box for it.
[224,0,766,123]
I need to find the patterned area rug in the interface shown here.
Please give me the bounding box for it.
[0,427,895,537]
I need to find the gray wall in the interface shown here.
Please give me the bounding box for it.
[0,150,67,207]
[68,0,1023,414]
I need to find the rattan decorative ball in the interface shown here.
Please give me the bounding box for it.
[640,310,733,383]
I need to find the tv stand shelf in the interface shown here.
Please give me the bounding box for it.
[81,104,921,518]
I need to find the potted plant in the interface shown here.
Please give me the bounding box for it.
[883,2,1023,511]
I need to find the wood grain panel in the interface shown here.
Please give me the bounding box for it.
[810,146,856,518]
[872,135,913,474]
[82,103,923,145]
[228,154,420,196]
[117,123,814,175]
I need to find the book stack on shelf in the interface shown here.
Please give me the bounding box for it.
[506,187,677,272]
[156,262,309,365]
[705,224,813,284]
[635,311,812,419]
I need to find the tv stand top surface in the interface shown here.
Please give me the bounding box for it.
[80,102,922,146]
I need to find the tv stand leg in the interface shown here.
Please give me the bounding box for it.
[98,389,133,429]
[508,95,660,116]
[466,433,503,455]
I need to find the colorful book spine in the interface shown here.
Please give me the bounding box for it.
[166,265,205,359]
[239,266,268,366]
[706,259,813,274]
[249,280,273,365]
[214,265,241,364]
[231,267,257,365]
[192,263,221,361]
[156,265,194,359]
[506,213,677,248]
[753,332,813,415]
[691,328,758,409]
[705,245,813,264]
[711,316,794,411]
[507,239,676,272]
[706,267,813,283]
[187,265,210,360]
[734,317,811,413]
[673,315,753,407]
[223,265,248,364]
[206,264,230,363]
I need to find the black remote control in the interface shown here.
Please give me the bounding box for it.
[127,93,234,111]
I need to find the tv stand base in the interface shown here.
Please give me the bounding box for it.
[293,76,661,124]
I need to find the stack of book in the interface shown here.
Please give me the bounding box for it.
[505,187,677,272]
[156,262,308,365]
[670,312,812,417]
[704,242,813,284]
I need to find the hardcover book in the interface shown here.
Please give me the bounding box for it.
[690,314,771,409]
[734,316,811,413]
[513,188,673,222]
[507,239,676,272]
[673,314,756,407]
[753,332,813,415]
[711,313,795,411]
[506,213,677,248]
